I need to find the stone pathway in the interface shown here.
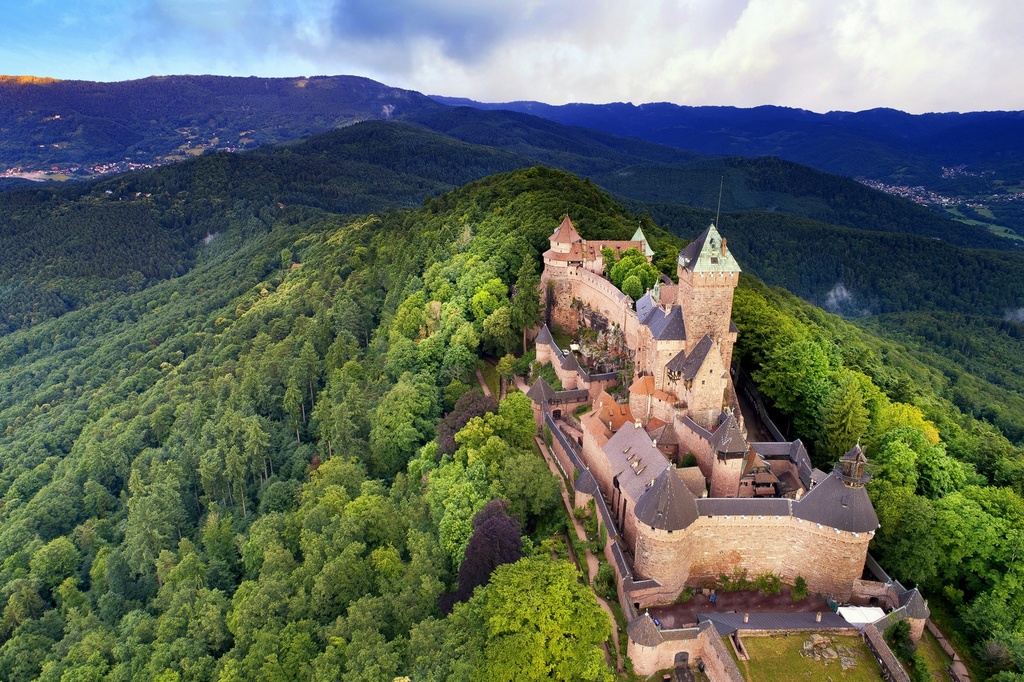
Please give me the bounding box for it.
[474,368,493,398]
[534,433,623,672]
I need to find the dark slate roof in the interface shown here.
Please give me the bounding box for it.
[526,377,555,404]
[899,589,930,619]
[792,473,879,533]
[711,413,747,455]
[560,351,581,372]
[635,468,699,531]
[665,348,688,373]
[696,497,792,517]
[680,334,715,380]
[636,292,657,324]
[677,223,741,274]
[535,324,555,347]
[698,611,850,636]
[574,470,599,495]
[751,440,813,489]
[627,614,664,646]
[650,305,686,341]
[677,225,711,269]
[678,467,707,498]
[603,422,670,503]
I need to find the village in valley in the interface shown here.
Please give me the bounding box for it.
[521,215,956,680]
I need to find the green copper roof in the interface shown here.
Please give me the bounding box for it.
[630,226,655,258]
[677,224,741,274]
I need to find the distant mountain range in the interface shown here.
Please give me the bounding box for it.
[432,96,1024,187]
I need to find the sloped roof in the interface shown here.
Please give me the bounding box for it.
[631,227,656,258]
[665,348,689,373]
[594,391,634,431]
[603,422,669,503]
[535,324,555,347]
[627,613,664,646]
[649,305,686,341]
[680,335,715,380]
[711,413,747,455]
[551,215,582,243]
[899,588,930,619]
[677,223,741,274]
[636,292,657,324]
[792,472,879,532]
[574,470,600,496]
[629,375,656,396]
[751,440,813,489]
[678,467,708,498]
[526,377,556,404]
[635,467,699,531]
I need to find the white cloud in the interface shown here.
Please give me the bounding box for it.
[6,0,1024,112]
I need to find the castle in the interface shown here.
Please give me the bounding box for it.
[529,217,925,675]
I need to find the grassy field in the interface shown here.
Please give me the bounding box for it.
[476,358,500,397]
[730,634,885,682]
[916,628,954,681]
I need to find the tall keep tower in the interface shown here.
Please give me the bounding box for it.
[677,224,741,369]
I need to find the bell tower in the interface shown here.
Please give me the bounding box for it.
[676,224,740,369]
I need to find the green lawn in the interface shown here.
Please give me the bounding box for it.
[477,358,500,397]
[730,634,885,682]
[917,628,953,681]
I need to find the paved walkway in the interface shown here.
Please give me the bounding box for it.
[534,433,623,672]
[474,368,493,398]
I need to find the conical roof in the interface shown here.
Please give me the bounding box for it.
[711,411,747,455]
[550,215,582,244]
[635,467,699,531]
[631,226,655,258]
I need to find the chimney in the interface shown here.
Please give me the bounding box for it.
[743,613,749,623]
[815,612,822,623]
[721,237,728,255]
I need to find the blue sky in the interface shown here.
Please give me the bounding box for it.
[2,0,1022,113]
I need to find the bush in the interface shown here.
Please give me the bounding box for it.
[791,575,808,601]
[593,561,616,601]
[754,571,783,595]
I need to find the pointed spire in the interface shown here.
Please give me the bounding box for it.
[677,223,741,274]
[550,215,582,244]
[631,226,655,258]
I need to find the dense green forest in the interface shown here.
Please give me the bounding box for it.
[732,278,1024,679]
[4,115,1019,341]
[0,167,664,681]
[0,165,1022,680]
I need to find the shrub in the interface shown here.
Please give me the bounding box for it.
[791,575,809,601]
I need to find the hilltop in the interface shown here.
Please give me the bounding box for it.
[0,167,1021,679]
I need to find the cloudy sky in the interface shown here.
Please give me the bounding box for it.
[2,0,1021,113]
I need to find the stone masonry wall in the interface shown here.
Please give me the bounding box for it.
[627,515,870,605]
[678,270,739,368]
[684,516,870,601]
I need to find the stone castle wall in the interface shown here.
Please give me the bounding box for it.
[628,515,870,605]
[628,625,745,680]
[543,266,640,347]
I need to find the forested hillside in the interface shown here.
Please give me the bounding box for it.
[0,123,530,335]
[0,75,443,170]
[0,166,1022,679]
[5,111,1015,339]
[732,278,1024,679]
[0,167,637,681]
[433,97,1024,192]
